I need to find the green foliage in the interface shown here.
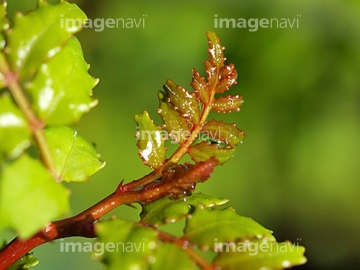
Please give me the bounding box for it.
[0,1,102,237]
[0,1,307,269]
[7,252,39,270]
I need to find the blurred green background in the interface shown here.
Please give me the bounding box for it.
[3,0,360,269]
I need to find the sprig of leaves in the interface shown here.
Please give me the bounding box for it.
[135,32,245,171]
[0,1,307,269]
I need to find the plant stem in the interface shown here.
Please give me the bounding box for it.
[0,158,217,269]
[0,58,57,179]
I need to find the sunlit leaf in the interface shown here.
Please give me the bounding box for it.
[26,37,98,125]
[5,1,86,78]
[212,95,243,113]
[188,142,235,164]
[163,79,200,124]
[135,111,166,169]
[0,94,31,162]
[0,154,70,239]
[140,193,229,226]
[158,91,189,144]
[45,126,105,182]
[94,218,158,270]
[213,238,307,270]
[203,120,245,147]
[184,207,275,249]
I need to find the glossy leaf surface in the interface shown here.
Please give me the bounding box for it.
[188,142,235,164]
[158,91,189,144]
[203,120,245,147]
[213,239,307,270]
[212,95,243,113]
[140,193,229,226]
[5,1,86,78]
[0,155,69,238]
[45,126,105,182]
[184,207,275,248]
[191,68,210,104]
[163,79,200,124]
[135,111,166,169]
[0,94,30,162]
[26,37,98,125]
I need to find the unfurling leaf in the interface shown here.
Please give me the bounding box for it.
[184,207,275,249]
[203,120,245,147]
[45,126,105,182]
[158,91,189,144]
[5,1,86,78]
[216,64,238,93]
[0,94,31,162]
[0,154,69,239]
[135,111,166,169]
[213,238,307,270]
[188,142,235,164]
[212,95,243,113]
[26,37,98,126]
[191,68,210,104]
[140,193,229,227]
[163,79,200,124]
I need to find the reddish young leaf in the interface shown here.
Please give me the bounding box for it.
[190,68,210,104]
[212,95,243,113]
[206,32,225,68]
[215,64,238,93]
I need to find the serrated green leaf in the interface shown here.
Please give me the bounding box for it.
[26,37,98,125]
[150,242,197,270]
[0,94,31,162]
[94,218,158,270]
[8,252,39,270]
[163,79,200,124]
[140,193,229,226]
[212,95,243,113]
[158,91,189,144]
[184,207,275,249]
[203,120,245,148]
[188,142,235,165]
[0,154,70,239]
[135,111,166,169]
[213,238,307,270]
[206,31,225,68]
[44,126,105,182]
[5,1,86,78]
